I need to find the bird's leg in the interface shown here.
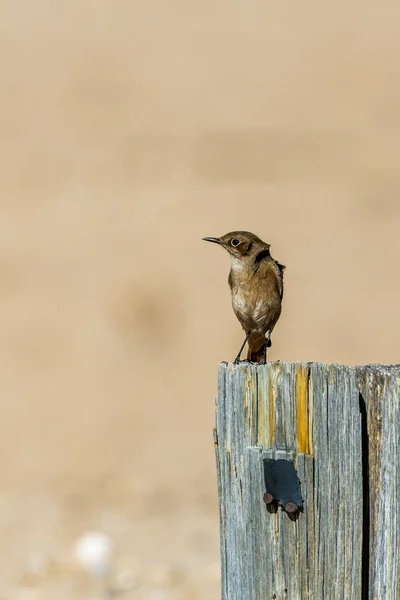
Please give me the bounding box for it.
[260,343,267,364]
[234,331,251,364]
[260,331,271,365]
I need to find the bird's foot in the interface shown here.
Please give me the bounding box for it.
[233,331,251,365]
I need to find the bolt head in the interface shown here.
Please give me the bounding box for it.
[284,501,297,514]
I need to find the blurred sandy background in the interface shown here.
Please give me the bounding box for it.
[1,0,400,597]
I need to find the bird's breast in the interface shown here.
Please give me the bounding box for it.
[231,287,281,332]
[232,291,263,326]
[231,291,248,315]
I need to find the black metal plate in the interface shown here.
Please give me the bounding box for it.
[263,458,303,511]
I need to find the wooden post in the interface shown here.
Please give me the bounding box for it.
[214,362,400,600]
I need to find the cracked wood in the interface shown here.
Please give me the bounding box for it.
[214,362,400,600]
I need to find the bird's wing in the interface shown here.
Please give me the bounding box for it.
[274,261,285,299]
[255,257,285,300]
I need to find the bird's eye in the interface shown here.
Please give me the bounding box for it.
[231,239,240,247]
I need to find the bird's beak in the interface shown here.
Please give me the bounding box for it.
[202,237,222,245]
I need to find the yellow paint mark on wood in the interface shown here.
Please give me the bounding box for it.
[308,368,314,453]
[296,365,313,455]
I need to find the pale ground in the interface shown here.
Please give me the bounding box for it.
[0,1,400,598]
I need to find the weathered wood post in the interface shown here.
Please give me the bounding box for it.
[214,362,400,600]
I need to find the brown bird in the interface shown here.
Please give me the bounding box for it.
[203,231,285,363]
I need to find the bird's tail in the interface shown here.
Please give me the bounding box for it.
[247,347,264,363]
[247,334,272,363]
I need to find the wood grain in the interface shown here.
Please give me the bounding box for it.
[215,362,400,599]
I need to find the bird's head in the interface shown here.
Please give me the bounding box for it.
[202,231,270,262]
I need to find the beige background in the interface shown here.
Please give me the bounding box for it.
[0,1,400,598]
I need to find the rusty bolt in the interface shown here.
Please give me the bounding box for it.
[263,492,273,505]
[284,501,297,514]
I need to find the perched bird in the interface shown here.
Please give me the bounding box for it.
[203,231,285,363]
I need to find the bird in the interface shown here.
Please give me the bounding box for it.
[203,231,285,363]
